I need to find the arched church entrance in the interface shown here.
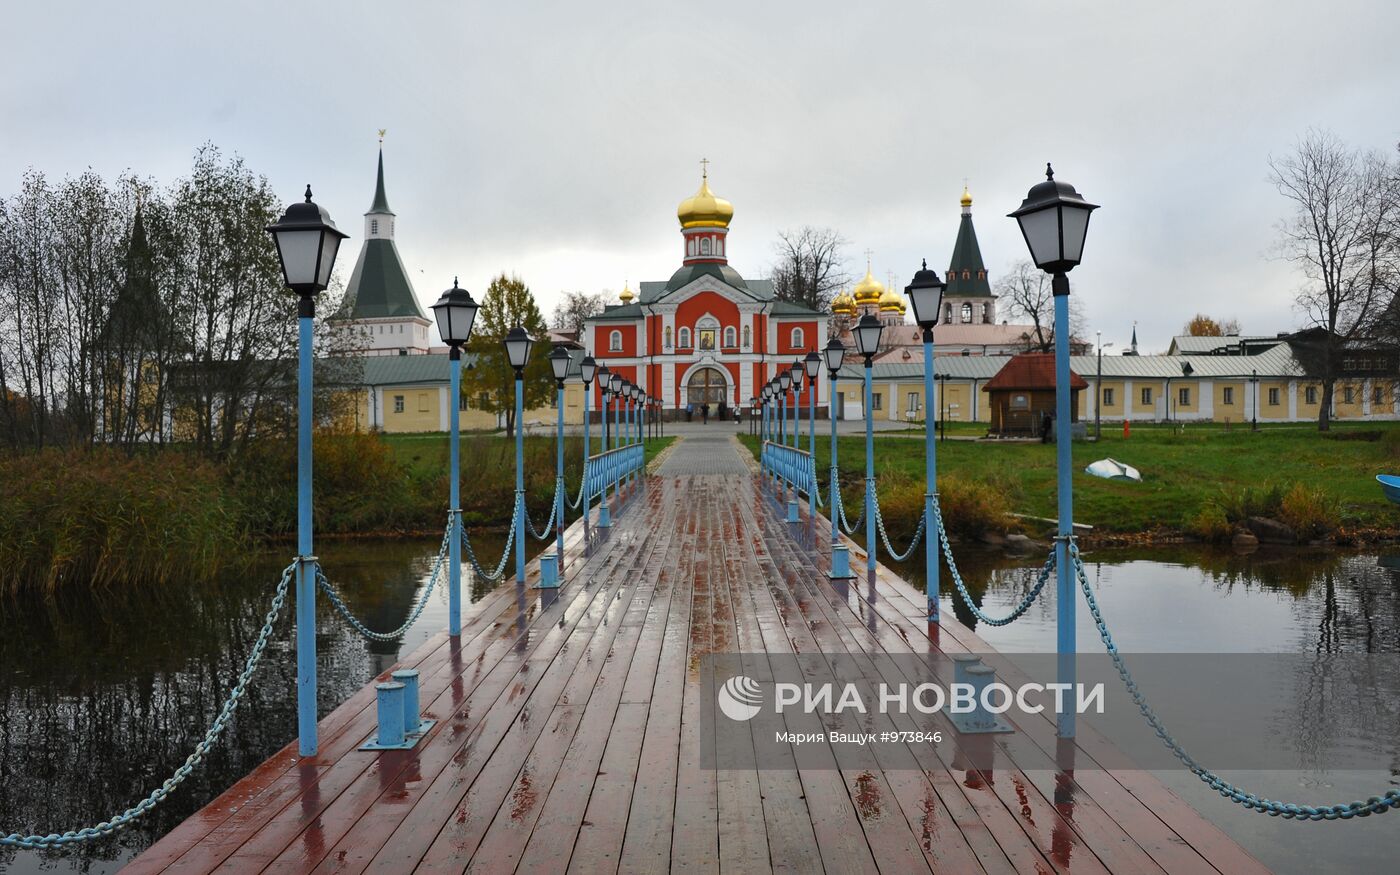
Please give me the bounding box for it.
[686,366,729,407]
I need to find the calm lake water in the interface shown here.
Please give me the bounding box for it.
[1,538,1396,873]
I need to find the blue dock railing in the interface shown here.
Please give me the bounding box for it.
[583,443,645,506]
[761,440,818,503]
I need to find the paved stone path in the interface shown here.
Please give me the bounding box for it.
[654,434,751,476]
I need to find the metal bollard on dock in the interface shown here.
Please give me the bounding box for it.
[360,671,436,751]
[951,662,1014,734]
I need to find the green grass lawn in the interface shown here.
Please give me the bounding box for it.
[739,422,1400,536]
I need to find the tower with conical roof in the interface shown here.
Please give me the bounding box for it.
[942,186,997,326]
[336,135,432,356]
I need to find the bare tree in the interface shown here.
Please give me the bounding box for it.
[1271,130,1399,430]
[770,227,848,312]
[551,291,607,337]
[997,259,1087,352]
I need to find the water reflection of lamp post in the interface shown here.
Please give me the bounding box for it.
[504,326,535,585]
[1009,163,1098,739]
[266,185,347,757]
[431,279,480,638]
[853,313,884,574]
[905,260,946,624]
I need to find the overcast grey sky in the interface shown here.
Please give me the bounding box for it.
[3,0,1397,353]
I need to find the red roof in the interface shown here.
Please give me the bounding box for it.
[984,352,1089,391]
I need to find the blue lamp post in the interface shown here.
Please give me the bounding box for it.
[430,279,480,638]
[804,351,822,521]
[549,345,571,557]
[789,360,804,450]
[778,369,790,448]
[595,364,611,527]
[632,385,643,478]
[266,185,348,757]
[905,261,946,624]
[609,372,623,500]
[853,314,884,575]
[1008,163,1098,738]
[579,356,597,522]
[504,326,536,585]
[823,337,846,551]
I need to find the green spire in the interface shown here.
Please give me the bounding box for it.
[369,146,392,214]
[946,209,992,298]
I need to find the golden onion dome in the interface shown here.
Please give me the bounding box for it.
[619,281,635,304]
[852,266,884,305]
[878,286,903,313]
[677,169,734,229]
[831,288,856,316]
[960,185,973,208]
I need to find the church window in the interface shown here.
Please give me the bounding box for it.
[723,326,736,347]
[678,327,691,348]
[393,395,404,413]
[981,303,991,324]
[1305,386,1317,405]
[1269,388,1280,406]
[791,327,804,348]
[943,303,953,324]
[1374,385,1385,405]
[960,303,972,323]
[610,330,623,351]
[371,219,379,235]
[700,237,712,255]
[977,270,985,280]
[717,238,724,256]
[687,238,697,256]
[742,325,751,348]
[459,393,469,411]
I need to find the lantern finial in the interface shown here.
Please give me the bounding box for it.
[1045,163,1054,181]
[303,184,313,202]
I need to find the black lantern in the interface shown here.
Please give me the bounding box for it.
[549,345,571,385]
[1008,163,1099,275]
[853,313,883,360]
[803,350,822,381]
[904,259,946,331]
[789,359,804,384]
[823,337,846,374]
[504,326,534,373]
[266,185,348,296]
[779,370,792,392]
[580,355,598,386]
[431,277,479,347]
[609,371,623,395]
[597,364,611,395]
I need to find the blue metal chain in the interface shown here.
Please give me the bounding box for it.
[461,495,516,582]
[933,496,1054,626]
[0,561,296,849]
[833,476,865,534]
[317,518,452,642]
[568,474,586,510]
[872,498,926,562]
[1068,542,1400,820]
[526,485,558,541]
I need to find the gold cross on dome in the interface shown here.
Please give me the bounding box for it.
[700,157,710,179]
[864,248,874,269]
[378,128,387,143]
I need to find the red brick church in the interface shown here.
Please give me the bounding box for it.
[584,167,827,417]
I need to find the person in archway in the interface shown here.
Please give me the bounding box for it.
[701,402,709,424]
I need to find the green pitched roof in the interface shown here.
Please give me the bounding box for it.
[340,239,425,319]
[370,148,392,214]
[946,212,992,298]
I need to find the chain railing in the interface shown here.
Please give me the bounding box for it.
[0,560,295,850]
[462,496,517,582]
[317,518,452,642]
[832,474,865,534]
[872,497,926,562]
[1069,541,1400,820]
[933,495,1054,626]
[525,483,559,541]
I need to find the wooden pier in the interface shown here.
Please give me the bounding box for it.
[129,436,1267,873]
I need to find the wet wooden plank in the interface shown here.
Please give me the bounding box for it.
[132,454,1269,875]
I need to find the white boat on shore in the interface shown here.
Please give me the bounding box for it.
[1085,457,1142,482]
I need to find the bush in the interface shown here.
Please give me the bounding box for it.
[1277,483,1341,541]
[1214,483,1286,523]
[0,449,242,597]
[1185,504,1233,543]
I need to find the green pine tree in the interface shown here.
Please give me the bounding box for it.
[462,273,552,437]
